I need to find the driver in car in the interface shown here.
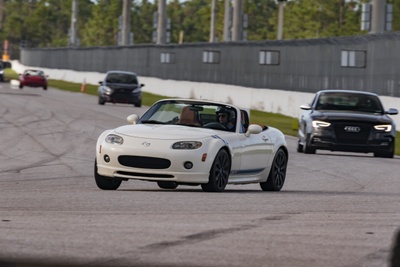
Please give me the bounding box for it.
[216,107,235,131]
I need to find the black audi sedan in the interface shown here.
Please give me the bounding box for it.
[297,90,398,158]
[98,70,144,107]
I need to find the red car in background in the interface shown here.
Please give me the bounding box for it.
[19,69,48,90]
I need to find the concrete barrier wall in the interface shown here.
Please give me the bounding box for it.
[20,33,400,98]
[12,60,400,131]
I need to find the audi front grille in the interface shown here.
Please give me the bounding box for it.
[333,122,371,144]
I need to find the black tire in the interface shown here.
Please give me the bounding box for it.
[134,99,142,107]
[43,86,47,90]
[374,152,394,158]
[303,133,316,154]
[260,148,288,191]
[98,96,105,105]
[94,160,122,190]
[157,181,178,189]
[19,84,23,89]
[201,149,230,192]
[297,139,303,153]
[374,141,395,158]
[390,229,400,267]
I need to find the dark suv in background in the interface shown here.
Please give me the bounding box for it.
[298,90,398,158]
[98,70,144,107]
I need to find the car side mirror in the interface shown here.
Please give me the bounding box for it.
[99,81,103,85]
[300,104,311,110]
[127,114,139,124]
[140,83,145,88]
[245,124,263,137]
[386,108,398,115]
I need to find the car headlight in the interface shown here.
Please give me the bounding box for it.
[312,120,331,128]
[105,134,123,144]
[172,141,202,149]
[133,87,141,93]
[374,124,392,132]
[104,86,113,95]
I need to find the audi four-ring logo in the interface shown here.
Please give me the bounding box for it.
[344,126,361,132]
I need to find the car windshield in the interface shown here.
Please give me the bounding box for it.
[315,93,383,114]
[106,73,137,84]
[25,70,45,77]
[138,100,237,131]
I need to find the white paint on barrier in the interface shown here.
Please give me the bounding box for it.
[10,79,20,87]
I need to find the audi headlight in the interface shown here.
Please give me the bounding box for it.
[312,120,331,128]
[104,86,113,95]
[105,134,123,144]
[172,141,202,149]
[374,124,392,132]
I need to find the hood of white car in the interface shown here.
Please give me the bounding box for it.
[114,124,224,140]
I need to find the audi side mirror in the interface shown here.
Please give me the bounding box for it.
[300,104,311,110]
[386,108,398,115]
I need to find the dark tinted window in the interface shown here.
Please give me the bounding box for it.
[106,73,138,84]
[316,93,383,113]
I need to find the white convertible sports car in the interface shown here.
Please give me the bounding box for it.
[95,99,289,192]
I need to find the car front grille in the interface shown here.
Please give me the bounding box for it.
[112,91,132,101]
[118,155,171,169]
[116,171,174,178]
[333,122,371,144]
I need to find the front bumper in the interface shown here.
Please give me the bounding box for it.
[21,81,47,87]
[309,129,394,153]
[96,142,213,184]
[101,91,141,104]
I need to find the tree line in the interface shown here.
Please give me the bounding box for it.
[0,0,400,52]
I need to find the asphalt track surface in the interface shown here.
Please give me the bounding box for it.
[0,83,399,267]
